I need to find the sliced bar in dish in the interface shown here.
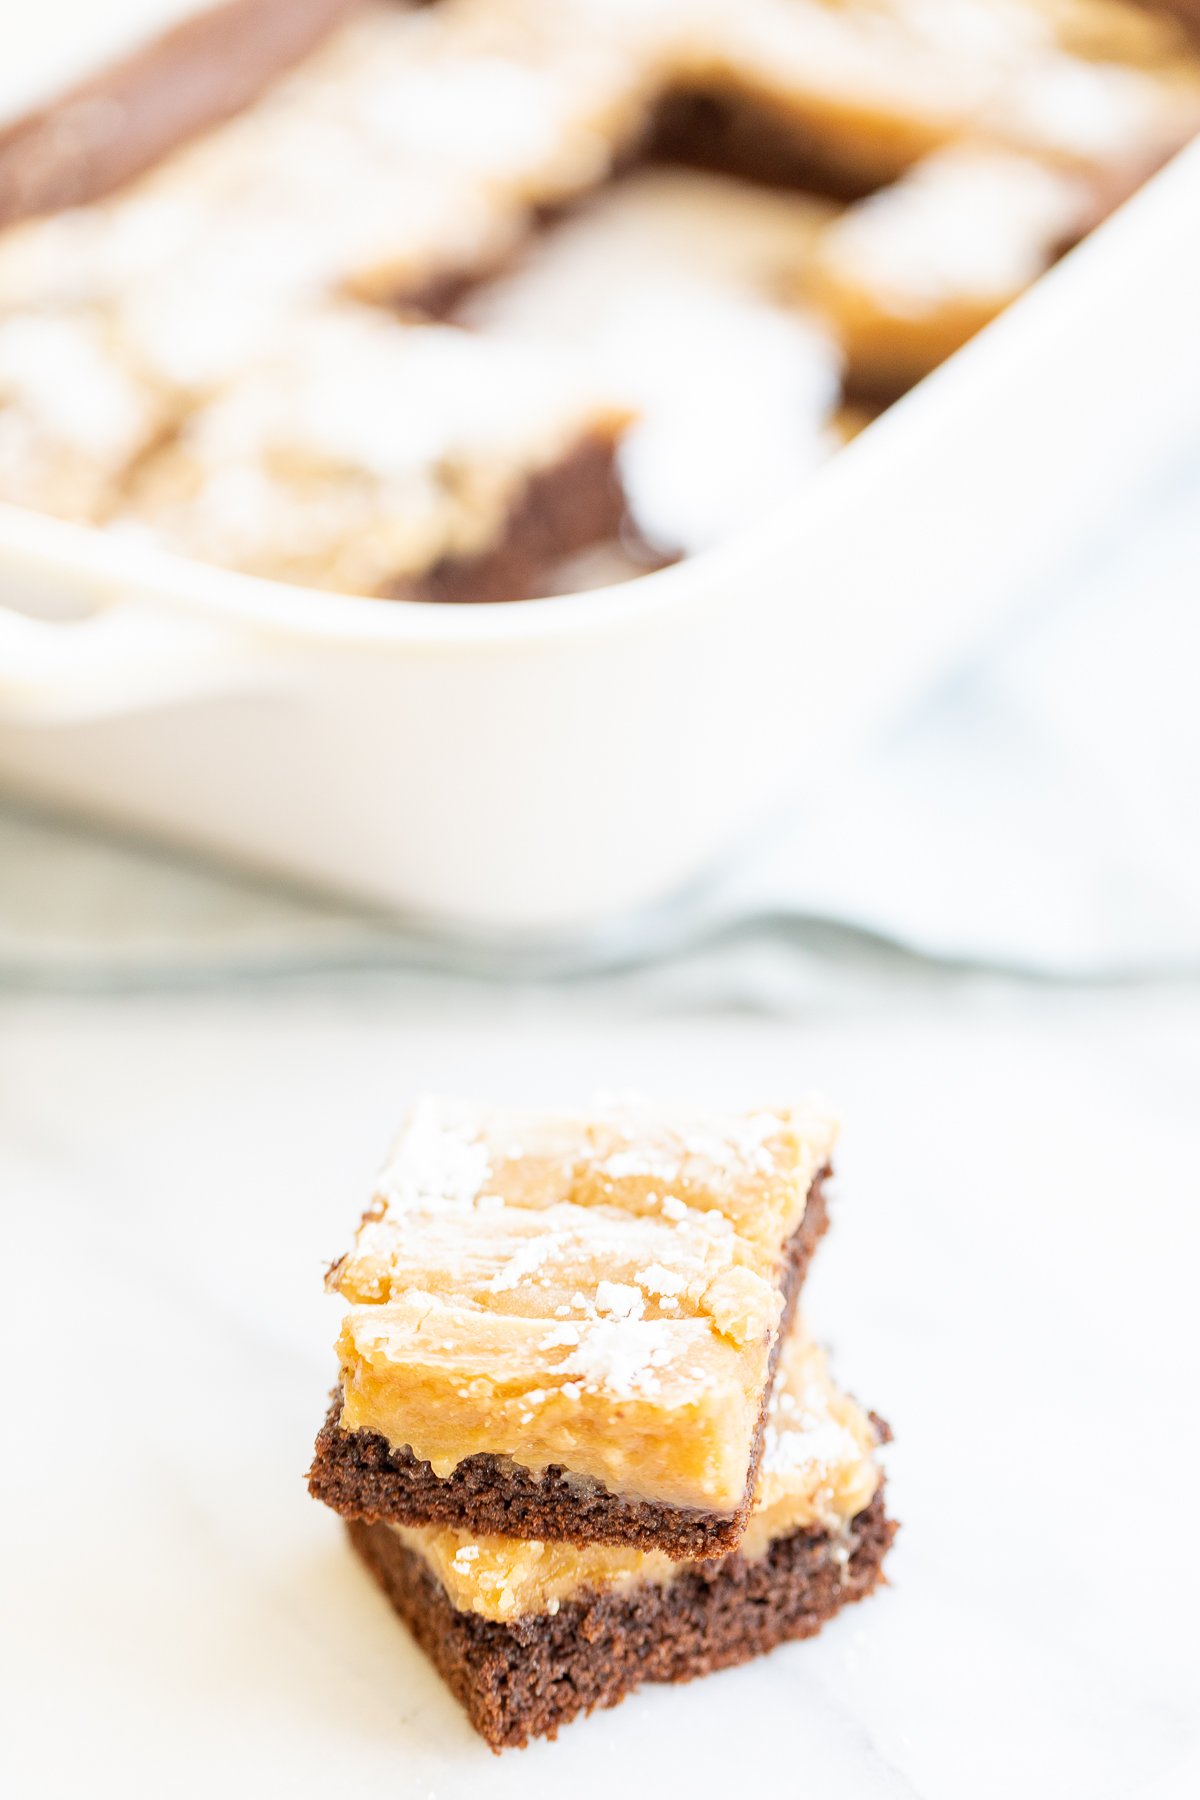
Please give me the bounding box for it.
[309,1094,837,1556]
[806,146,1097,396]
[667,0,1200,196]
[116,306,632,599]
[346,1318,896,1750]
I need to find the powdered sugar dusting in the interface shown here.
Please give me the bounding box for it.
[594,1280,645,1320]
[597,1147,680,1182]
[539,1322,582,1349]
[489,1236,555,1294]
[377,1096,490,1213]
[761,1415,862,1480]
[635,1263,687,1298]
[561,1318,681,1399]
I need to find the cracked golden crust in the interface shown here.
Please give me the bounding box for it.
[309,1165,832,1554]
[327,1097,838,1514]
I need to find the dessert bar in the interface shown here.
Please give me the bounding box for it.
[346,1319,897,1750]
[459,166,846,562]
[117,307,631,596]
[806,146,1099,397]
[309,1095,836,1557]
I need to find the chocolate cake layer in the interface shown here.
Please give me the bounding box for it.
[391,431,629,605]
[348,1484,896,1751]
[1139,0,1200,34]
[308,1174,829,1556]
[649,87,887,203]
[0,0,360,228]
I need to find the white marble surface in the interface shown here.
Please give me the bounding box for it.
[2,968,1197,1798]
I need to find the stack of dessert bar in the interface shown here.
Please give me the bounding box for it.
[308,1096,897,1750]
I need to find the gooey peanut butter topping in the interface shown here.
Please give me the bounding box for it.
[330,1095,838,1513]
[394,1319,882,1621]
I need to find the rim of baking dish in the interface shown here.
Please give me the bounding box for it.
[0,472,799,649]
[0,406,914,647]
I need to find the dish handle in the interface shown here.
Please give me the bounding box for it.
[0,596,282,726]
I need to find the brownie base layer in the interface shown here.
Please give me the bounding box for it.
[0,0,359,228]
[1138,0,1200,36]
[388,430,631,605]
[348,1482,896,1751]
[308,1171,830,1557]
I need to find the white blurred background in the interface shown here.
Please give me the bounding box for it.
[2,4,1199,1797]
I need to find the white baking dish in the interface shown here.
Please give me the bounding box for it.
[1,139,1198,936]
